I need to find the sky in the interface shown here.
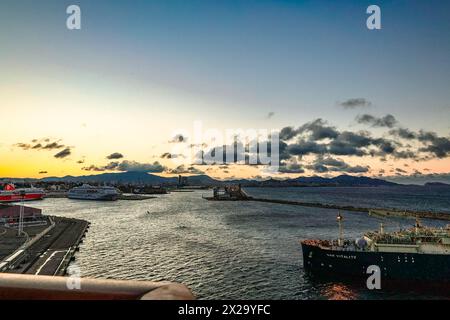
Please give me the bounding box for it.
[1,0,450,183]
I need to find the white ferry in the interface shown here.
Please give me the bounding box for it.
[68,184,120,201]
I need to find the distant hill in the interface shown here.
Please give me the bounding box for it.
[180,174,219,185]
[41,171,179,185]
[424,182,450,187]
[241,175,398,187]
[3,172,398,187]
[329,175,398,187]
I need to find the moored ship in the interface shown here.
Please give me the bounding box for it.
[68,184,120,201]
[0,183,45,203]
[301,213,450,284]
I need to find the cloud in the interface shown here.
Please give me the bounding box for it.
[339,98,372,109]
[103,162,121,170]
[306,156,370,174]
[391,150,417,159]
[169,134,187,143]
[116,160,166,172]
[356,114,398,128]
[388,128,450,159]
[183,116,450,176]
[341,165,369,173]
[14,143,32,150]
[278,161,305,173]
[395,168,407,174]
[38,171,48,174]
[165,165,204,174]
[199,117,416,168]
[41,142,64,150]
[83,160,166,173]
[327,131,373,156]
[279,127,300,141]
[54,148,71,159]
[160,152,185,159]
[388,128,417,140]
[417,131,450,158]
[14,139,65,151]
[298,119,339,141]
[287,140,327,156]
[106,152,124,160]
[305,163,329,173]
[82,165,107,172]
[195,139,281,165]
[279,117,442,162]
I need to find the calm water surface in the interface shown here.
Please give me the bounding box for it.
[29,186,450,299]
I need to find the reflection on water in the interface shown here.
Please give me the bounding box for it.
[321,283,358,300]
[27,186,450,299]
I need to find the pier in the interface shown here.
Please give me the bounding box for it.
[204,184,249,201]
[0,215,89,276]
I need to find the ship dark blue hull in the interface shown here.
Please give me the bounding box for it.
[301,242,450,283]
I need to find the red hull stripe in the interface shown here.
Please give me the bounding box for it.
[0,193,45,202]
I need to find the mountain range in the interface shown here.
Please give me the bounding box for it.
[6,171,401,187]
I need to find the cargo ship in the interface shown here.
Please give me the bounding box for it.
[0,183,45,203]
[68,184,120,201]
[301,213,450,284]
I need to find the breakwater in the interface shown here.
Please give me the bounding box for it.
[248,197,450,221]
[205,187,450,221]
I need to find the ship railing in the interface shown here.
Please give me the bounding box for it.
[374,235,441,245]
[0,273,195,300]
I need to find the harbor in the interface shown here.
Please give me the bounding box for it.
[0,182,449,299]
[22,187,449,299]
[2,0,450,307]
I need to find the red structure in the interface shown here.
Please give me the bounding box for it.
[0,204,42,219]
[0,183,46,203]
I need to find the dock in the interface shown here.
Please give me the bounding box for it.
[0,216,89,276]
[204,184,249,200]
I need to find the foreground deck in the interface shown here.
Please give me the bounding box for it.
[0,273,194,300]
